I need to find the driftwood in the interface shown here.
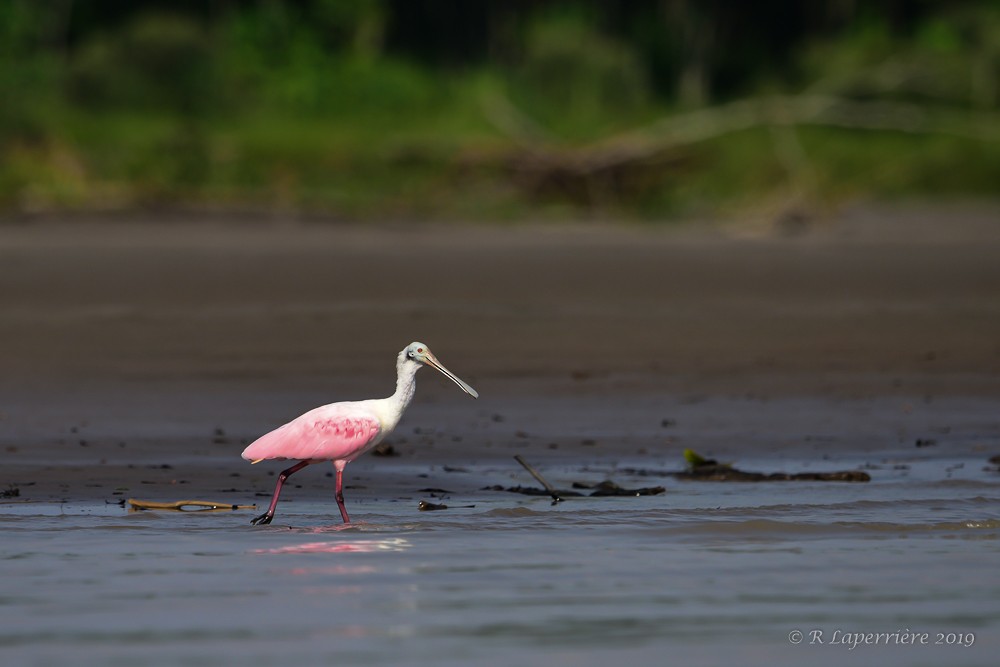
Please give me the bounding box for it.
[475,89,1000,205]
[514,454,565,503]
[127,498,257,511]
[481,91,1000,173]
[574,95,999,173]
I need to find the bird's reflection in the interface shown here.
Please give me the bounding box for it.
[252,537,411,555]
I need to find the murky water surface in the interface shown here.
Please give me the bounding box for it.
[3,457,998,667]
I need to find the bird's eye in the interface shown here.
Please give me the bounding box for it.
[417,347,424,353]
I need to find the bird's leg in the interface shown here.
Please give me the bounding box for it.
[334,464,350,524]
[251,460,311,525]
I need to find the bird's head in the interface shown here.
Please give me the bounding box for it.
[401,341,478,398]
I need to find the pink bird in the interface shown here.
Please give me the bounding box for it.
[243,342,478,525]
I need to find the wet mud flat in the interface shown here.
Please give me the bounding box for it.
[2,208,1000,665]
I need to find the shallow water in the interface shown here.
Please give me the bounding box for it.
[3,457,999,667]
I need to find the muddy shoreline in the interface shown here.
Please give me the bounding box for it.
[2,206,999,504]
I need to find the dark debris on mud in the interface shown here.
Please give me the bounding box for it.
[484,481,666,497]
[621,465,871,482]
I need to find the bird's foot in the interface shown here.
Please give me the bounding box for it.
[250,512,273,526]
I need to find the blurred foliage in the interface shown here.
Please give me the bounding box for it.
[0,0,998,220]
[69,13,215,113]
[511,12,650,137]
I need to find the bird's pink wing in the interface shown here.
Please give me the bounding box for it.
[242,405,381,464]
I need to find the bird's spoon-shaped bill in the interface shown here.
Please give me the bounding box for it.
[424,353,478,398]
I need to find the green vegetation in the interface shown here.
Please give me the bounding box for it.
[1,1,998,221]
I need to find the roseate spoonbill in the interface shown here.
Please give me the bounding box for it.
[243,342,478,525]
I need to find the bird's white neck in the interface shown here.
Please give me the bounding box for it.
[391,357,420,407]
[373,355,420,433]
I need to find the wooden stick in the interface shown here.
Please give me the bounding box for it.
[479,90,1000,177]
[127,499,257,511]
[513,455,563,503]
